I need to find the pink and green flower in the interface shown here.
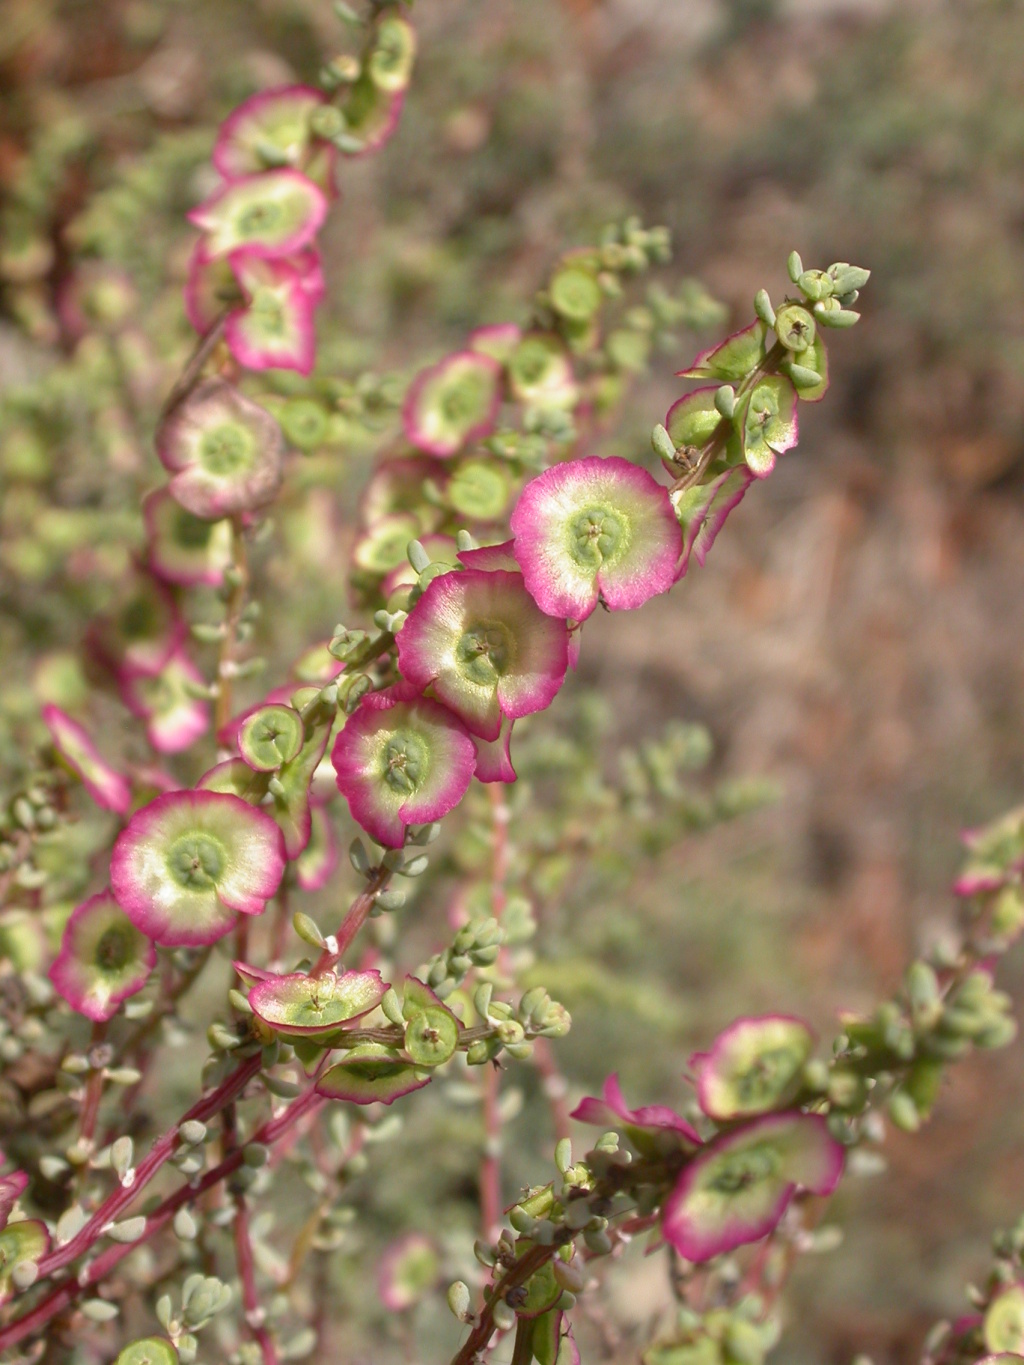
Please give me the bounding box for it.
[353,512,426,578]
[248,968,386,1037]
[456,539,521,573]
[402,351,502,458]
[185,240,322,332]
[674,467,753,581]
[366,14,417,94]
[332,686,476,847]
[143,488,233,588]
[315,1043,430,1105]
[472,719,516,784]
[955,807,1024,897]
[377,1233,439,1312]
[984,1284,1024,1354]
[88,575,184,679]
[690,1015,815,1121]
[110,790,286,946]
[570,1073,700,1146]
[510,456,681,621]
[296,805,338,892]
[360,456,446,529]
[49,890,156,1022]
[662,1112,844,1262]
[468,322,521,364]
[224,254,319,375]
[156,379,285,519]
[42,705,131,815]
[0,1172,28,1229]
[507,332,578,410]
[335,76,406,158]
[397,568,569,740]
[237,703,304,772]
[738,376,799,479]
[212,85,336,194]
[120,650,209,754]
[188,169,327,260]
[676,320,768,384]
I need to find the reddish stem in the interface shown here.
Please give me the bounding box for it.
[479,783,511,1244]
[77,1023,108,1148]
[0,1082,322,1353]
[532,1038,573,1144]
[31,1054,260,1282]
[233,1195,279,1365]
[312,864,392,974]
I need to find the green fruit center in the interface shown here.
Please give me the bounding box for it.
[513,342,551,387]
[95,925,133,972]
[199,422,254,476]
[439,372,489,428]
[250,287,288,339]
[174,508,214,549]
[455,620,513,686]
[569,506,623,568]
[708,1142,780,1195]
[167,833,225,889]
[120,595,160,640]
[236,199,284,239]
[382,731,429,794]
[732,1047,799,1107]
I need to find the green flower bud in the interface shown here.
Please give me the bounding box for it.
[583,1226,613,1255]
[827,263,871,295]
[796,270,834,302]
[992,887,1024,939]
[292,913,326,950]
[11,1261,39,1290]
[724,1320,768,1365]
[651,423,678,464]
[564,1198,594,1230]
[174,1208,198,1240]
[813,299,860,328]
[82,1300,120,1322]
[374,889,406,911]
[106,1216,147,1243]
[827,1068,866,1110]
[552,1257,586,1294]
[111,1136,134,1181]
[887,1090,920,1133]
[447,1280,472,1322]
[753,289,776,328]
[107,1067,143,1086]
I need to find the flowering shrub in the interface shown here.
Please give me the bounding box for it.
[0,5,1021,1365]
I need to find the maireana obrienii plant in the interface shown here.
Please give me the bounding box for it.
[1,10,1021,1365]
